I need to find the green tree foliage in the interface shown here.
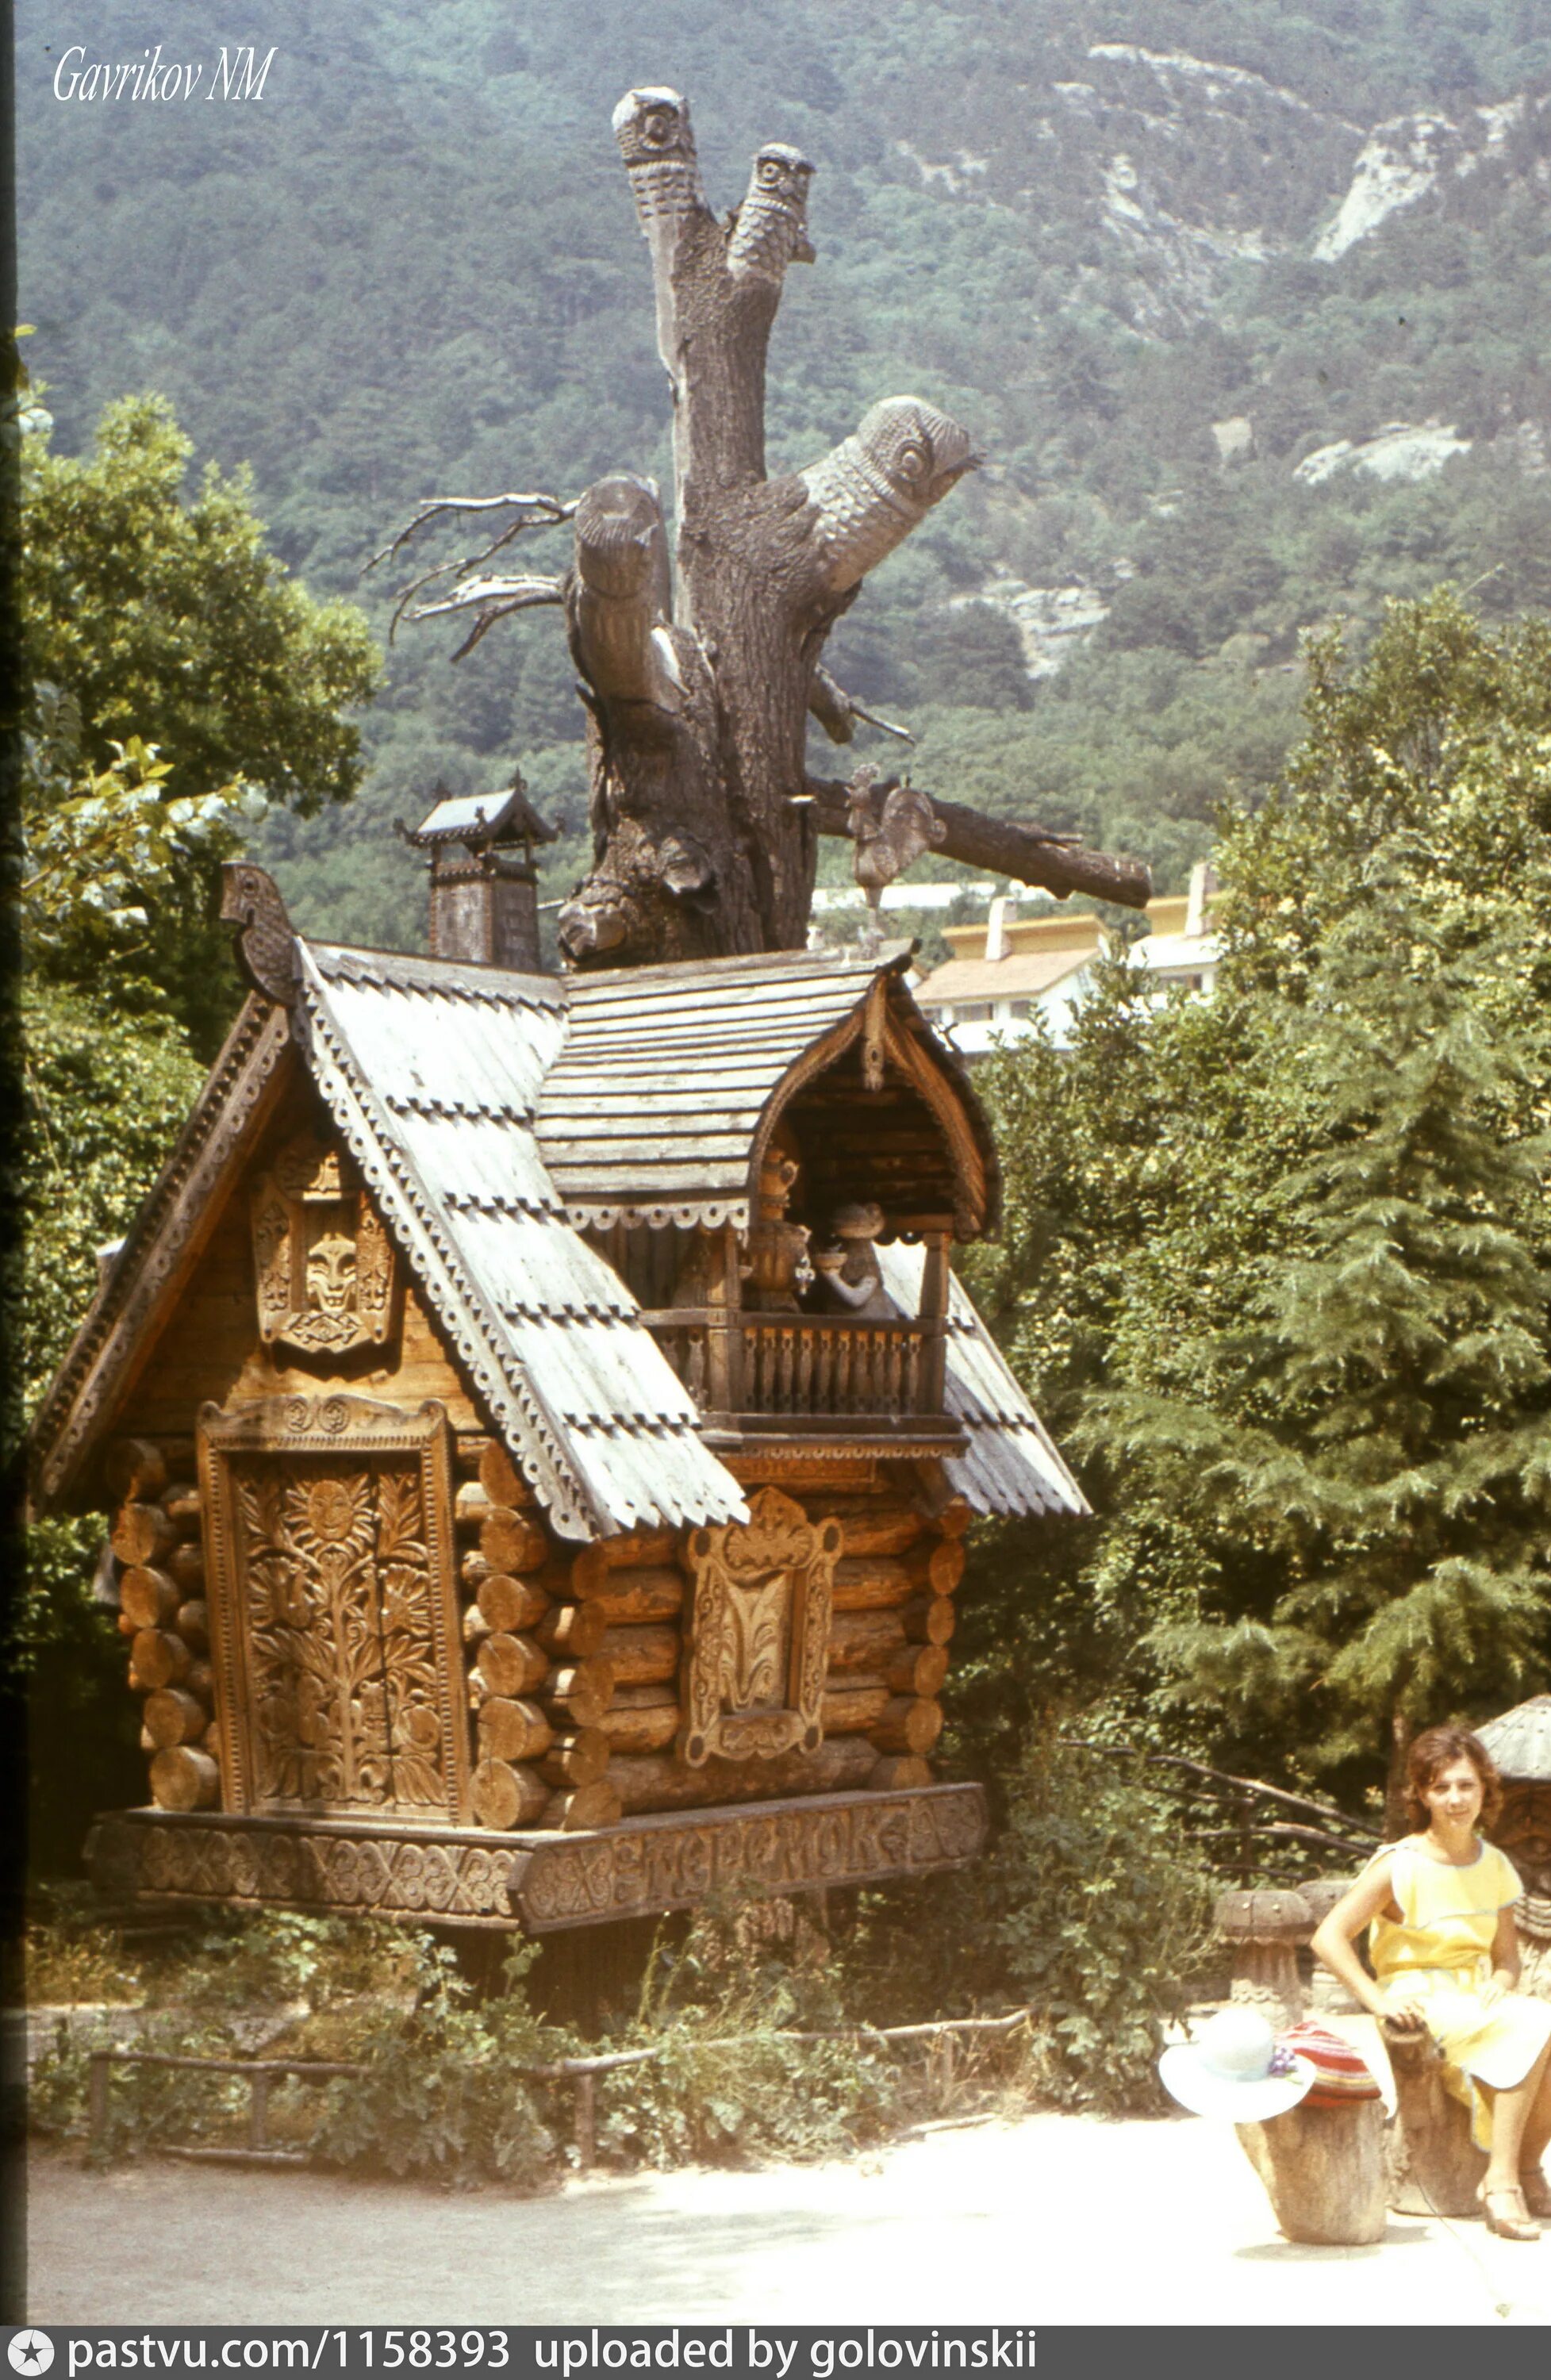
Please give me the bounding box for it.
[24,397,378,817]
[971,594,1551,1806]
[22,395,379,1048]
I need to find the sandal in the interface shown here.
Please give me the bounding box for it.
[1519,2167,1551,2221]
[1478,2182,1541,2241]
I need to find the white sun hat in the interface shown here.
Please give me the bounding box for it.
[1158,2007,1317,2121]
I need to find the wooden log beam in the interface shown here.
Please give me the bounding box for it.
[902,1592,956,1646]
[112,1503,175,1568]
[119,1566,179,1631]
[130,1628,191,1691]
[805,775,1151,911]
[570,1533,681,1596]
[597,1689,681,1756]
[539,1729,612,1790]
[545,1781,624,1833]
[873,1695,944,1756]
[480,1507,550,1576]
[149,1747,219,1811]
[589,1571,686,1627]
[607,1733,876,1816]
[471,1756,549,1829]
[537,1603,609,1661]
[543,1660,616,1728]
[478,1697,556,1765]
[475,1572,553,1636]
[142,1688,209,1750]
[600,1623,679,1687]
[869,1754,932,1791]
[472,1633,549,1702]
[885,1644,949,1699]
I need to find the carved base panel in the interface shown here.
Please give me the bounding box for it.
[86,1809,524,1928]
[85,1782,986,1933]
[509,1783,986,1932]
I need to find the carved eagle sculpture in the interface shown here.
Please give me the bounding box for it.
[845,765,946,943]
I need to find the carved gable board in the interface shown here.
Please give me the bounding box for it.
[197,1395,470,1823]
[680,1485,841,1765]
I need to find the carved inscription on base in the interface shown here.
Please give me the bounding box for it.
[511,1782,986,1930]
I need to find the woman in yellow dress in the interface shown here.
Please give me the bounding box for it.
[1312,1724,1551,2241]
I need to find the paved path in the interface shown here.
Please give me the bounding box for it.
[25,2114,1551,2329]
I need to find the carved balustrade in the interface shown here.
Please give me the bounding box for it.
[643,1311,943,1422]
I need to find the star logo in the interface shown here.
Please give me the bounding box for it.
[8,2336,54,2375]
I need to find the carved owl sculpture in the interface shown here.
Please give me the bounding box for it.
[800,397,982,593]
[612,85,705,229]
[568,472,686,711]
[727,143,816,283]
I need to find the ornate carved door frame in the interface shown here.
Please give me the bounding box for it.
[196,1394,470,1823]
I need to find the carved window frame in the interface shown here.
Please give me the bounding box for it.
[679,1484,842,1767]
[196,1393,470,1824]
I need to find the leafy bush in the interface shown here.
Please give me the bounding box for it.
[21,1887,144,2008]
[596,1893,902,2168]
[306,1935,570,2190]
[975,1734,1214,2112]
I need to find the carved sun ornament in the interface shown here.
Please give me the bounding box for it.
[680,1484,842,1768]
[250,1132,397,1361]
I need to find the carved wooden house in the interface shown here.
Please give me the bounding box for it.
[30,864,1085,1936]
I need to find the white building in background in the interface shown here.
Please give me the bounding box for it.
[913,863,1220,1058]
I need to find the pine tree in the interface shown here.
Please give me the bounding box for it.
[1097,857,1551,1814]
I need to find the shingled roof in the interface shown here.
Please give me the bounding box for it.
[536,942,994,1230]
[32,915,1081,1537]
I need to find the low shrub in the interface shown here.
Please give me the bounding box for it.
[976,1733,1215,2111]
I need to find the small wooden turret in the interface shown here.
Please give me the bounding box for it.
[399,770,557,970]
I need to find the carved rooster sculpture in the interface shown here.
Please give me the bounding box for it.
[845,765,946,949]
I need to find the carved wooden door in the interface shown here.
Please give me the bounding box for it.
[198,1395,470,1822]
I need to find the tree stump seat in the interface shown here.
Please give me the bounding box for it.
[1380,2017,1488,2217]
[1236,2098,1389,2245]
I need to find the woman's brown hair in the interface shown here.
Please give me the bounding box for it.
[1404,1726,1503,1832]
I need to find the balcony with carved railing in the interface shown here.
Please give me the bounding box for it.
[640,1311,957,1441]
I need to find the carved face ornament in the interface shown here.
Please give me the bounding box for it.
[307,1233,359,1315]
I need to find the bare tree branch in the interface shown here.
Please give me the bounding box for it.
[808,666,915,747]
[362,491,577,576]
[364,491,579,643]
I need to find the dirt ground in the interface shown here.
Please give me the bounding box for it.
[25,2109,1551,2330]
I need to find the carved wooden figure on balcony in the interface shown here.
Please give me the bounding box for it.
[812,1203,899,1322]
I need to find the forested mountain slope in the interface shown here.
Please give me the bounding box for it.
[22,1,1551,946]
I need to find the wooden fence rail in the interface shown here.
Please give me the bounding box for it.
[86,2010,1035,2172]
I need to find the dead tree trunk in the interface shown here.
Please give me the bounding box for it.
[556,90,986,967]
[381,87,1150,969]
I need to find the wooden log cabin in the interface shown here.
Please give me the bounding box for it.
[29,852,1086,1936]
